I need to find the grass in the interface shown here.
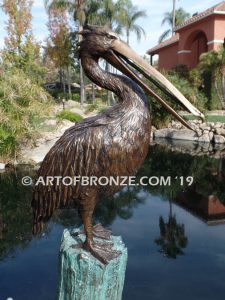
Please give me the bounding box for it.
[184,115,225,123]
[97,106,109,114]
[0,68,53,160]
[85,103,99,113]
[57,110,83,122]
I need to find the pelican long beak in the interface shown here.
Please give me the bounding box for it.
[108,39,204,129]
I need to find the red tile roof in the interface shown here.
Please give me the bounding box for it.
[175,1,225,31]
[147,34,179,55]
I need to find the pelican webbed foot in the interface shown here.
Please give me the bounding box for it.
[83,240,121,264]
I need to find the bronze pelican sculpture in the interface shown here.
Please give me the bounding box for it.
[32,25,204,263]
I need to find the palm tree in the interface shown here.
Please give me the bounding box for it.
[172,0,176,34]
[158,8,190,43]
[45,0,98,107]
[96,0,125,105]
[98,0,123,32]
[155,210,188,259]
[119,0,146,45]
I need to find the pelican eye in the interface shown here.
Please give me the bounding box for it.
[107,33,118,40]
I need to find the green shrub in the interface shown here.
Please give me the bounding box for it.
[85,103,99,113]
[0,67,53,160]
[146,70,207,128]
[48,90,80,103]
[98,106,109,114]
[71,93,80,102]
[197,47,225,110]
[57,110,83,122]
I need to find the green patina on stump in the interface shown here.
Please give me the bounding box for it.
[58,228,128,300]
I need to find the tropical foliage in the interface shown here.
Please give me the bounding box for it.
[119,0,146,45]
[145,68,207,128]
[159,8,190,43]
[198,46,225,109]
[0,68,53,159]
[45,0,147,105]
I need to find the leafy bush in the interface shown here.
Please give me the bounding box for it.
[198,47,225,110]
[146,70,207,128]
[48,90,80,103]
[166,71,207,110]
[57,110,83,122]
[0,68,53,160]
[98,106,109,114]
[85,103,99,113]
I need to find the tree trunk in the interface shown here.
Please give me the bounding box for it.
[214,74,224,109]
[222,74,225,103]
[111,92,116,104]
[106,62,111,106]
[172,0,176,34]
[67,66,72,96]
[127,30,129,45]
[62,69,66,94]
[59,68,63,89]
[92,83,96,103]
[79,24,86,108]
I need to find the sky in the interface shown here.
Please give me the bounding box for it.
[0,0,222,56]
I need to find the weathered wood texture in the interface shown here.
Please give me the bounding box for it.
[58,228,128,300]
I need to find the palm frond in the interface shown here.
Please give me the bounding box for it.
[132,24,145,41]
[45,0,74,13]
[158,29,171,43]
[131,10,147,22]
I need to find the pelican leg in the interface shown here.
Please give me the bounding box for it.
[79,209,121,264]
[75,223,112,240]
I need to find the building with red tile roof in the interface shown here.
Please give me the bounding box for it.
[147,1,225,70]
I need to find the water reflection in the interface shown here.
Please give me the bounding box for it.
[175,188,225,225]
[0,144,225,262]
[0,166,34,260]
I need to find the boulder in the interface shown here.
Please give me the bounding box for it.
[154,128,173,138]
[171,129,198,141]
[44,119,57,126]
[150,131,154,141]
[214,135,225,144]
[198,133,211,143]
[214,123,223,129]
[66,100,78,107]
[0,163,5,170]
[215,128,225,136]
[209,132,214,142]
[60,119,74,127]
[154,129,198,141]
[199,123,210,131]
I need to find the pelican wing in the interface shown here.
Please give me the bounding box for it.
[32,117,105,233]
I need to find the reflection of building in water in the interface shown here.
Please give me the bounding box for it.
[175,189,225,225]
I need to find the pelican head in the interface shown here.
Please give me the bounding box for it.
[79,25,204,129]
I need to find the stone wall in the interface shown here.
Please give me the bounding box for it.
[153,120,225,144]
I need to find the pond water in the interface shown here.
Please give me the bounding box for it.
[1,144,225,300]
